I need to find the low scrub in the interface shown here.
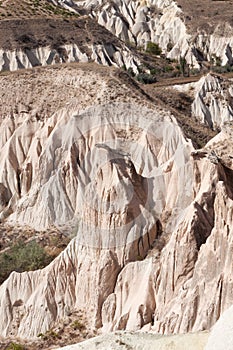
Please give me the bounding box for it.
[146,41,162,55]
[0,240,53,284]
[6,343,25,350]
[136,73,157,84]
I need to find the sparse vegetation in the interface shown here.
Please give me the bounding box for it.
[6,343,25,350]
[177,56,189,77]
[210,54,222,67]
[0,0,80,19]
[146,41,162,55]
[37,329,61,341]
[136,72,157,84]
[71,320,86,331]
[211,63,233,74]
[0,240,53,284]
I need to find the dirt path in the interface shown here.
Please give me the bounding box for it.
[151,72,233,88]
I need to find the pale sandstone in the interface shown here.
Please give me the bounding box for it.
[174,73,233,129]
[0,65,233,342]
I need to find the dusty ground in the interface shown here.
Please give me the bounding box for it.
[0,16,122,51]
[0,0,81,19]
[177,0,233,33]
[55,331,210,350]
[143,83,218,148]
[0,62,150,120]
[0,309,97,349]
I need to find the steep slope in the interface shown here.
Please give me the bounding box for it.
[174,73,233,129]
[100,127,233,335]
[1,0,233,347]
[78,0,192,63]
[3,0,233,74]
[0,16,141,72]
[0,63,195,339]
[66,0,233,68]
[0,63,233,346]
[192,74,233,129]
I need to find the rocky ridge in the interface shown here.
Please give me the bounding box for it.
[0,17,141,72]
[0,63,194,339]
[0,63,233,347]
[66,0,233,68]
[3,0,233,76]
[174,73,233,129]
[3,0,233,74]
[1,0,233,348]
[77,0,194,64]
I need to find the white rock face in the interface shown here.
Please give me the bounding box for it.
[50,0,79,13]
[0,64,194,338]
[2,1,233,73]
[193,23,233,66]
[205,305,233,350]
[1,64,233,341]
[1,102,192,231]
[79,0,192,61]
[64,0,233,67]
[101,130,233,334]
[174,73,233,129]
[192,74,233,129]
[0,42,140,72]
[0,240,78,338]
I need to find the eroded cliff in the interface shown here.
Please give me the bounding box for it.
[0,64,233,346]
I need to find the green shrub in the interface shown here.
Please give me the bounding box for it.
[212,64,233,73]
[37,329,61,340]
[6,343,25,350]
[146,41,162,55]
[126,67,135,77]
[0,240,53,284]
[210,54,222,67]
[71,320,86,331]
[136,73,157,84]
[163,65,174,72]
[150,68,158,75]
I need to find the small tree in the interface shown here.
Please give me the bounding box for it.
[179,56,189,77]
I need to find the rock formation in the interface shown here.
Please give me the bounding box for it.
[79,0,193,64]
[192,74,233,129]
[174,73,233,129]
[70,0,233,68]
[0,63,194,338]
[2,0,233,74]
[0,18,141,72]
[1,0,233,347]
[0,63,233,344]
